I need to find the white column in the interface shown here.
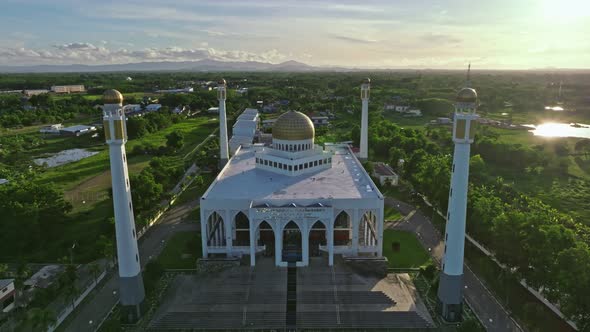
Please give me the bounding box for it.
[218,80,229,165]
[201,209,208,258]
[303,224,309,266]
[443,143,471,275]
[249,221,256,266]
[377,206,384,256]
[275,225,283,266]
[225,211,233,257]
[352,209,359,255]
[360,79,370,160]
[328,222,334,266]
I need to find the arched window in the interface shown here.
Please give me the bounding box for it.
[334,211,351,246]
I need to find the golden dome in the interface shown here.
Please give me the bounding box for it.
[272,111,315,141]
[103,89,123,104]
[218,78,226,85]
[362,78,371,84]
[456,87,477,103]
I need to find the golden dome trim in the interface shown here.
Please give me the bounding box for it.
[103,89,123,104]
[272,111,315,141]
[456,87,477,103]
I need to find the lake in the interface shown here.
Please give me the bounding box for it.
[525,123,590,139]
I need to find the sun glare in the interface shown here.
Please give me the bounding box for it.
[541,0,590,19]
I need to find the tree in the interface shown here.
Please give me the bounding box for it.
[89,263,101,285]
[130,170,164,213]
[166,131,185,151]
[25,307,56,331]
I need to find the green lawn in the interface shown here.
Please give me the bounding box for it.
[382,230,431,268]
[157,231,202,269]
[384,206,402,221]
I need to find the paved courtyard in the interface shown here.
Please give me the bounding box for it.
[149,256,433,330]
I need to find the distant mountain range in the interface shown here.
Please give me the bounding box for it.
[1,60,587,73]
[0,59,348,73]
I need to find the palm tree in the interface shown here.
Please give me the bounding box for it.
[88,263,101,286]
[26,307,56,331]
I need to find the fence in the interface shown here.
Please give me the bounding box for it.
[47,270,107,332]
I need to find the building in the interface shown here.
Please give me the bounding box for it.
[229,108,259,155]
[262,119,277,129]
[0,279,15,313]
[0,179,8,185]
[156,87,194,94]
[207,107,219,114]
[372,162,399,186]
[405,109,422,117]
[123,104,142,113]
[24,265,63,290]
[311,116,329,126]
[60,125,97,136]
[51,85,85,94]
[24,89,49,97]
[39,123,63,134]
[201,108,384,268]
[236,87,249,95]
[145,104,162,112]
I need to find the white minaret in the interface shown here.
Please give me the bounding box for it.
[218,79,229,167]
[437,78,478,322]
[103,90,145,323]
[359,78,370,161]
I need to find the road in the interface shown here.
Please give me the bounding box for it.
[63,200,199,332]
[386,197,522,332]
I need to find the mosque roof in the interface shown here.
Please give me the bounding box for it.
[203,145,382,201]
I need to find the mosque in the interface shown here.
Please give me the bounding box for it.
[200,79,385,267]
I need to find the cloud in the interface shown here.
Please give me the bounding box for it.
[330,34,378,44]
[420,33,462,44]
[0,44,287,66]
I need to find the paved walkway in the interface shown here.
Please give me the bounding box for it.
[63,200,199,332]
[385,198,522,332]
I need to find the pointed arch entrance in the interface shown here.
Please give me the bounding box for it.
[334,211,352,246]
[309,220,327,257]
[282,221,302,263]
[256,220,275,257]
[233,212,250,246]
[206,211,225,247]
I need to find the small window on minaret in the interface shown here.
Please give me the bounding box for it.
[452,164,455,172]
[129,202,132,211]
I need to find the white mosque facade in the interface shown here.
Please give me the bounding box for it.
[200,81,384,267]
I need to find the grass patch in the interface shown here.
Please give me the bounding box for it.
[382,230,431,268]
[384,206,402,221]
[157,231,202,269]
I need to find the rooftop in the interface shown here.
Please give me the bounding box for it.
[373,162,397,176]
[0,279,14,289]
[203,145,382,201]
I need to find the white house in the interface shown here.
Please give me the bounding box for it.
[372,162,399,186]
[39,124,63,134]
[207,107,219,114]
[145,104,162,112]
[0,279,15,313]
[311,116,329,126]
[51,85,85,94]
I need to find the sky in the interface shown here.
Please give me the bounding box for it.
[1,0,589,69]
